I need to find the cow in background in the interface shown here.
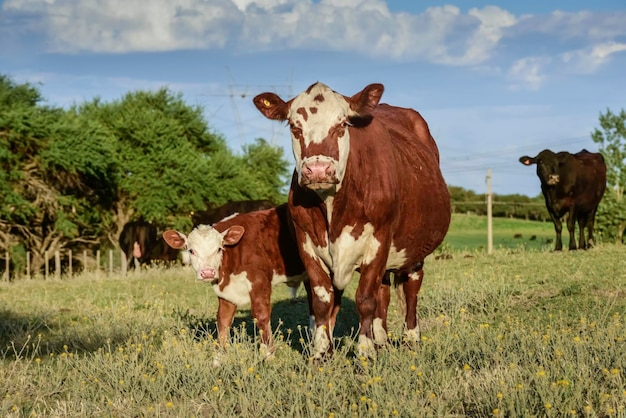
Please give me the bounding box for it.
[191,199,275,227]
[163,203,308,364]
[519,149,606,251]
[254,82,451,360]
[118,220,157,269]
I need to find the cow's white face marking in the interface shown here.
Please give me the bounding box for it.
[331,223,380,290]
[185,225,228,282]
[313,286,331,304]
[289,83,352,190]
[213,272,253,307]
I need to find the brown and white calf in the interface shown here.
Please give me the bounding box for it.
[163,204,308,361]
[254,82,451,359]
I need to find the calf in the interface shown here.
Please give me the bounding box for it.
[163,204,308,361]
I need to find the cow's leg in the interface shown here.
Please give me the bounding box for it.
[303,280,316,331]
[373,272,391,346]
[566,211,577,250]
[402,267,424,344]
[586,210,598,248]
[249,286,274,358]
[355,263,386,359]
[214,298,237,366]
[577,213,588,250]
[306,264,336,361]
[550,213,563,251]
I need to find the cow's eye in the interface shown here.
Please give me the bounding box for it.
[188,249,195,256]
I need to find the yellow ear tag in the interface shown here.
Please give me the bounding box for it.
[263,99,271,107]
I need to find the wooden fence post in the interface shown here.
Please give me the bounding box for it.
[55,251,61,279]
[109,250,113,276]
[45,251,49,280]
[3,252,8,281]
[121,251,127,276]
[83,251,87,275]
[96,250,100,277]
[26,252,31,280]
[68,250,73,278]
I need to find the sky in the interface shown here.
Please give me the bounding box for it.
[1,0,625,197]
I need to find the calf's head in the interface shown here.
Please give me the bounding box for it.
[162,225,244,284]
[254,82,384,192]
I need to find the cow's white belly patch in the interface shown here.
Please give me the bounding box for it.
[386,243,407,270]
[331,223,379,290]
[272,272,307,288]
[212,272,252,307]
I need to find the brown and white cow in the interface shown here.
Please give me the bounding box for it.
[254,82,450,359]
[163,203,308,363]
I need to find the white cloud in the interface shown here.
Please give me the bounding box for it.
[3,0,514,66]
[507,56,549,90]
[561,41,626,74]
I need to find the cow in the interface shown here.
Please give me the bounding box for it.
[191,199,275,227]
[118,220,158,270]
[253,82,451,360]
[163,203,308,363]
[519,149,606,251]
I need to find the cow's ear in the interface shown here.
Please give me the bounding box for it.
[162,230,187,249]
[223,226,245,246]
[519,156,536,166]
[253,93,289,121]
[348,83,384,116]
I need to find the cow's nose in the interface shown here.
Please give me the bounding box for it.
[303,160,335,182]
[199,268,216,280]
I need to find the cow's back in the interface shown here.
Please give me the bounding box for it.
[212,204,304,279]
[331,104,450,265]
[572,151,606,210]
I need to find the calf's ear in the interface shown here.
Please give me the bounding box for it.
[349,83,384,117]
[162,230,187,249]
[223,226,245,246]
[519,156,536,166]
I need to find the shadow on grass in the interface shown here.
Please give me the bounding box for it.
[178,294,360,355]
[0,309,133,359]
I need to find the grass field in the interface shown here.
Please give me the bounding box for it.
[1,218,624,417]
[443,213,556,252]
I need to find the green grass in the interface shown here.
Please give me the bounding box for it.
[443,213,556,252]
[1,243,625,417]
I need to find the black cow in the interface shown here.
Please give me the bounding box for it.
[191,199,275,227]
[519,149,606,251]
[118,220,158,269]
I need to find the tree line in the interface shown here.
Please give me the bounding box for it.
[0,75,291,275]
[1,74,625,277]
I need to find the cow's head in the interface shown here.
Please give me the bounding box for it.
[519,149,561,186]
[162,225,244,284]
[254,82,384,192]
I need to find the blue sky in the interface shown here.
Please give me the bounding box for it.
[1,0,625,197]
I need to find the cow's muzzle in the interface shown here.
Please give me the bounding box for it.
[300,158,338,190]
[546,174,560,185]
[198,267,217,283]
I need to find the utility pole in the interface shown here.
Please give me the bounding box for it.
[486,168,493,254]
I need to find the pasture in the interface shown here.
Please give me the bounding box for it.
[1,239,624,417]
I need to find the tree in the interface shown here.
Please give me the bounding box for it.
[0,75,117,275]
[74,88,291,246]
[592,108,626,242]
